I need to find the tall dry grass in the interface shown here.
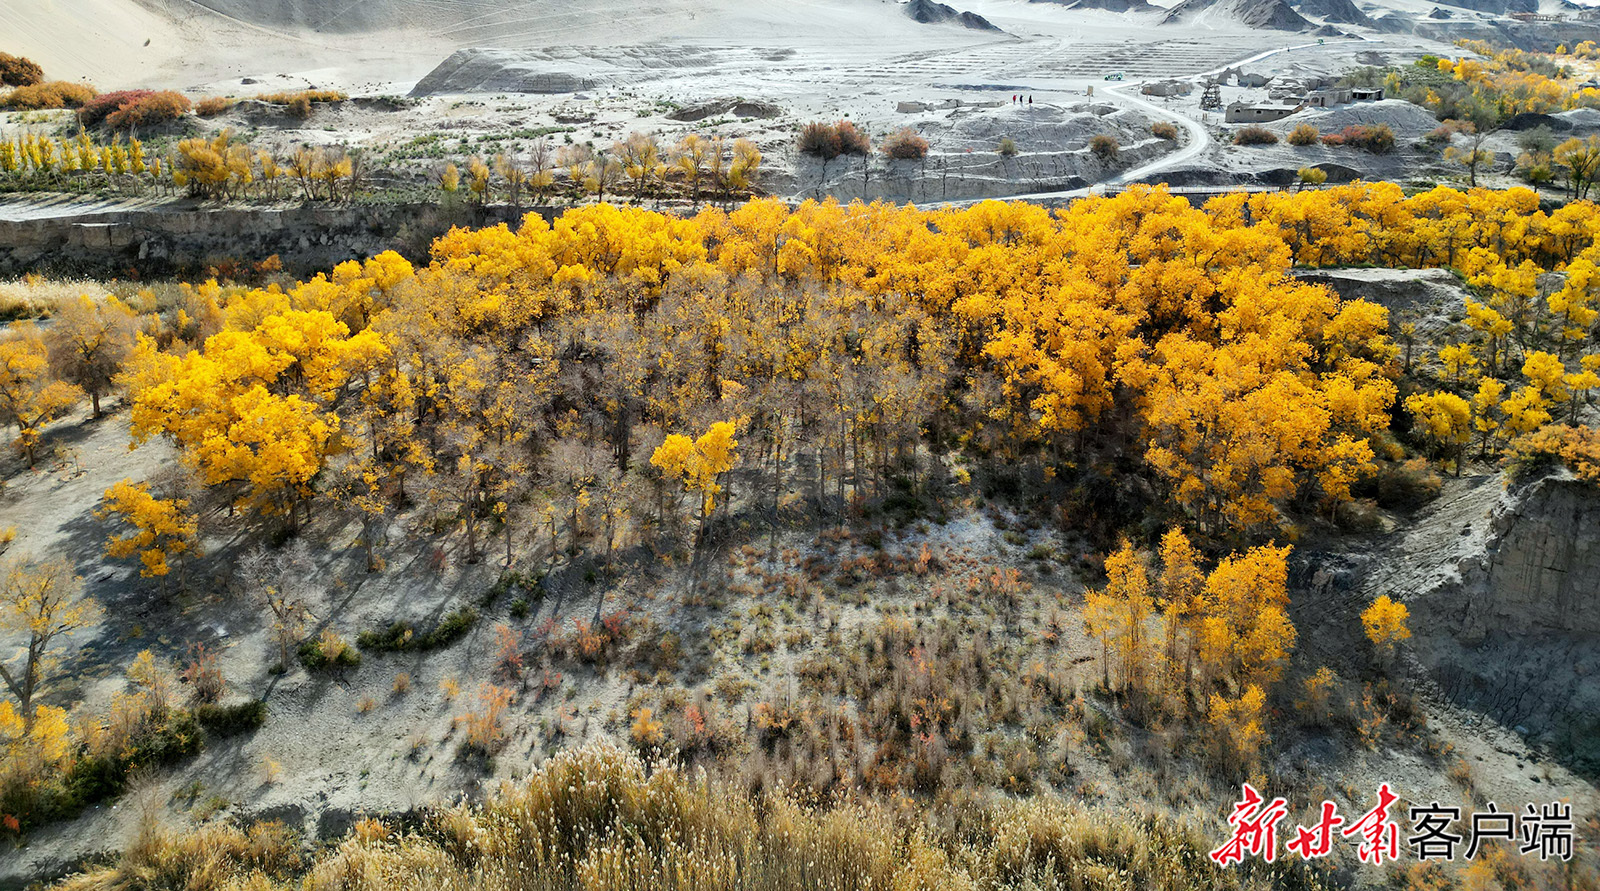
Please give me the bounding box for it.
[55,740,1328,891]
[0,277,107,322]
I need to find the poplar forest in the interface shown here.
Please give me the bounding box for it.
[2,183,1599,891]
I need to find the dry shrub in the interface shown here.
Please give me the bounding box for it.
[1325,123,1394,153]
[79,90,154,127]
[628,707,665,750]
[1088,133,1119,159]
[1287,123,1320,146]
[180,644,225,704]
[552,611,633,665]
[799,120,871,159]
[286,96,312,120]
[997,136,1019,157]
[456,683,512,755]
[105,91,191,131]
[60,815,302,891]
[195,96,235,117]
[0,53,44,87]
[881,126,929,160]
[1365,456,1443,509]
[836,120,871,155]
[2,81,97,110]
[1233,125,1279,146]
[256,89,346,105]
[1511,423,1600,483]
[1151,121,1179,140]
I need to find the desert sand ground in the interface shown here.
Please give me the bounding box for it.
[3,0,1518,206]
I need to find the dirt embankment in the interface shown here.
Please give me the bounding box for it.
[0,201,548,279]
[1360,470,1600,780]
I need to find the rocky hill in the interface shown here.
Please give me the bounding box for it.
[1161,0,1313,29]
[1294,0,1377,27]
[1029,0,1155,11]
[902,0,1003,30]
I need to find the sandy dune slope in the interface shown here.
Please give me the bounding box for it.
[3,0,1020,90]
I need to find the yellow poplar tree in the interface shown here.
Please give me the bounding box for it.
[1081,539,1154,696]
[0,325,81,466]
[1157,527,1205,695]
[1437,342,1479,386]
[44,294,137,418]
[650,421,739,545]
[1196,544,1295,689]
[0,558,95,728]
[96,479,201,587]
[1208,684,1267,775]
[1361,594,1410,665]
[1405,391,1472,475]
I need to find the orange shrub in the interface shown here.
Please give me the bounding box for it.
[799,120,871,159]
[881,126,929,160]
[0,53,44,87]
[1511,424,1600,483]
[456,683,512,754]
[2,81,97,110]
[196,96,234,117]
[1233,126,1279,146]
[80,90,153,126]
[1287,123,1320,146]
[256,89,346,105]
[105,91,191,130]
[1324,124,1394,153]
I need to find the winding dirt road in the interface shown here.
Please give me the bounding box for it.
[935,39,1330,206]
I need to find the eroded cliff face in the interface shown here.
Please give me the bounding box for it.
[1471,475,1600,639]
[1401,472,1600,775]
[0,201,549,279]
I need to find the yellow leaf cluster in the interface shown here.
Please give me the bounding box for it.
[1360,594,1411,657]
[96,479,200,578]
[651,421,740,518]
[126,290,388,519]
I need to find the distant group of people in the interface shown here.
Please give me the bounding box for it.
[1012,94,1032,105]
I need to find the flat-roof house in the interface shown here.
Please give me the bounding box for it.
[1225,101,1302,123]
[1303,87,1353,108]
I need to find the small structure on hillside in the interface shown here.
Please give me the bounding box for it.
[1225,100,1302,123]
[1142,80,1195,97]
[1352,87,1384,101]
[1302,87,1353,107]
[1236,71,1272,88]
[1201,82,1224,110]
[1508,11,1565,21]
